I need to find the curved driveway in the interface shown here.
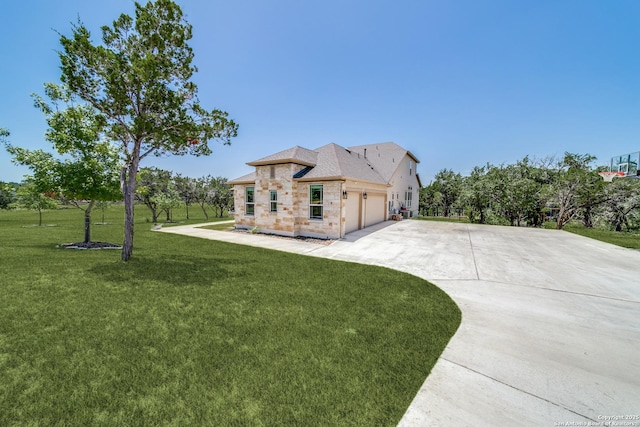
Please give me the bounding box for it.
[160,220,640,426]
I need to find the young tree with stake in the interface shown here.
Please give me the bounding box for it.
[57,0,238,260]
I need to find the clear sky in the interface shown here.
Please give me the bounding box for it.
[1,0,639,184]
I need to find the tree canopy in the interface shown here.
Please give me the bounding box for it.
[57,0,238,260]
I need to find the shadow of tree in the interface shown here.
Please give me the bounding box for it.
[89,253,252,288]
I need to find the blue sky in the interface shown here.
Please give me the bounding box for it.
[1,0,639,184]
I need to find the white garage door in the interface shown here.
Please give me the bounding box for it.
[345,192,361,234]
[364,194,385,227]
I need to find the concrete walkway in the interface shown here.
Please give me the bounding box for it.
[158,220,640,426]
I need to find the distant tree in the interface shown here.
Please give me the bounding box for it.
[15,181,59,226]
[0,182,16,210]
[208,176,232,218]
[431,169,462,217]
[459,165,490,223]
[602,178,640,232]
[136,167,173,223]
[174,174,197,219]
[551,153,598,230]
[95,200,112,224]
[57,0,238,260]
[575,166,609,228]
[193,176,214,220]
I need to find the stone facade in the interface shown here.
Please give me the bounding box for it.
[233,164,346,239]
[229,142,419,239]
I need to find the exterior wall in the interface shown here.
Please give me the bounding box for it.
[232,160,394,238]
[296,181,343,239]
[342,179,388,233]
[252,164,305,236]
[232,184,255,228]
[388,154,420,218]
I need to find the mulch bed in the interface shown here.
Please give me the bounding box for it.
[58,241,122,250]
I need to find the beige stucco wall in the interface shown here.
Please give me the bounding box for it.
[388,155,420,217]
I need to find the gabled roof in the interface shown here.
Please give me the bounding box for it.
[347,142,419,182]
[227,171,256,185]
[295,143,386,184]
[229,141,419,186]
[246,145,318,167]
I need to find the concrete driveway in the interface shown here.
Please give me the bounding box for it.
[159,220,640,426]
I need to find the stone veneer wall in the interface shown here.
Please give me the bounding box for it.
[252,164,305,236]
[295,180,343,239]
[232,184,255,228]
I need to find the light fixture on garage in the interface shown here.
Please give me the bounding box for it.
[342,190,348,199]
[363,192,367,199]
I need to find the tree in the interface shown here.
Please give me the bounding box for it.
[0,182,16,210]
[551,153,598,230]
[174,174,197,219]
[602,178,640,232]
[7,84,122,243]
[136,167,173,223]
[459,165,490,223]
[57,0,238,260]
[152,184,182,222]
[575,166,608,228]
[193,176,214,220]
[431,169,462,217]
[208,176,232,218]
[15,181,59,226]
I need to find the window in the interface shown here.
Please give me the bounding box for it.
[270,166,276,179]
[245,186,255,215]
[270,190,277,212]
[409,160,413,176]
[405,190,412,208]
[309,184,323,219]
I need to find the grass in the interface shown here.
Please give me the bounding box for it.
[0,204,460,426]
[546,221,640,250]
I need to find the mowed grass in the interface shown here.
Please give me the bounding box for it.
[547,221,640,250]
[0,205,460,426]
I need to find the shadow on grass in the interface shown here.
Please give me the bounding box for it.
[89,254,252,287]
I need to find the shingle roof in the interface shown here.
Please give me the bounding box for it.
[229,141,417,185]
[347,142,419,182]
[227,171,256,185]
[246,145,318,167]
[295,143,386,184]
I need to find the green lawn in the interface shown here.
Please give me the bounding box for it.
[546,221,640,250]
[0,205,460,426]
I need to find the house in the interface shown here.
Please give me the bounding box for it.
[228,142,421,239]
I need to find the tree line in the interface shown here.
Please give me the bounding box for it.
[420,153,640,232]
[0,168,232,235]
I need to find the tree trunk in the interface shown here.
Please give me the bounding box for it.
[84,200,95,243]
[122,158,140,262]
[582,206,593,228]
[200,203,208,220]
[185,203,189,219]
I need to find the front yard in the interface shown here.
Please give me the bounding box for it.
[0,206,460,426]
